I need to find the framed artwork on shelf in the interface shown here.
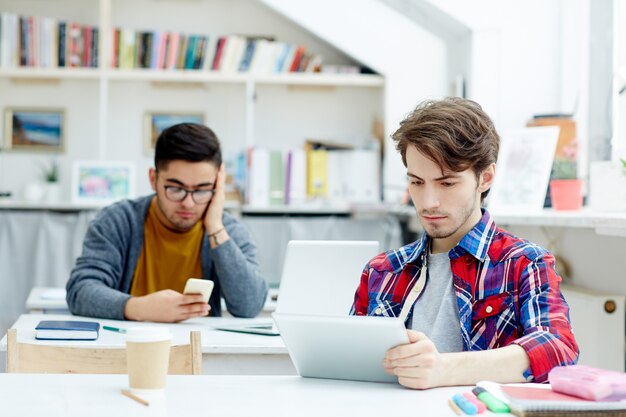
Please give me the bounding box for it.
[487,126,560,213]
[72,161,136,204]
[144,112,204,153]
[3,108,65,152]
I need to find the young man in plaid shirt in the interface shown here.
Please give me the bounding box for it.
[351,98,578,389]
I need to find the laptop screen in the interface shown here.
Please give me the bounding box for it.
[275,240,379,316]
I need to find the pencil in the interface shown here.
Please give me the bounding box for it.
[447,398,462,415]
[121,389,149,406]
[103,325,127,334]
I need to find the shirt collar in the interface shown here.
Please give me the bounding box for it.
[401,209,496,268]
[456,209,497,261]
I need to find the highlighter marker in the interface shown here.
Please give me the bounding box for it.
[462,391,486,413]
[452,393,478,415]
[472,387,510,413]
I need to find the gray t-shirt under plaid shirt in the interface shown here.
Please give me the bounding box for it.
[410,251,464,353]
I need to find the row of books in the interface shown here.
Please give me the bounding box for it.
[0,13,98,68]
[0,13,326,73]
[111,31,322,73]
[243,147,381,207]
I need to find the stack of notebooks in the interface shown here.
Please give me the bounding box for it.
[496,365,626,417]
[501,385,626,417]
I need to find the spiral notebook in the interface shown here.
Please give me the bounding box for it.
[501,384,626,417]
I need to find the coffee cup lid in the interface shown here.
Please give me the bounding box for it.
[125,327,172,343]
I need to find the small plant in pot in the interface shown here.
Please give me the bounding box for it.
[550,142,582,211]
[41,159,59,183]
[40,159,61,202]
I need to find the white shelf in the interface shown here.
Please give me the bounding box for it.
[241,204,351,215]
[0,67,102,80]
[490,208,626,231]
[0,67,384,87]
[0,199,242,212]
[0,199,106,211]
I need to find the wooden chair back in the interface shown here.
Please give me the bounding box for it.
[6,328,202,375]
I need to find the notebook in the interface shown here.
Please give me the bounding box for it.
[35,320,100,341]
[216,240,379,336]
[500,384,626,417]
[273,312,408,383]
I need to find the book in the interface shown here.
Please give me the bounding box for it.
[35,320,100,341]
[269,150,285,206]
[500,384,626,417]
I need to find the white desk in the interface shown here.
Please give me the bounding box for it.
[25,286,279,317]
[1,313,294,375]
[0,373,482,416]
[25,287,70,314]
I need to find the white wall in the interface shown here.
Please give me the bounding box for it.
[613,0,626,160]
[261,0,448,202]
[431,0,594,179]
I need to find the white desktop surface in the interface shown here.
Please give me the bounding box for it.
[2,314,293,375]
[0,373,478,416]
[25,287,68,312]
[25,286,279,316]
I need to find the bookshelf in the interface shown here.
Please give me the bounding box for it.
[0,0,385,210]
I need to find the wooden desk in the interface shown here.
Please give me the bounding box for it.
[1,314,294,375]
[0,373,481,416]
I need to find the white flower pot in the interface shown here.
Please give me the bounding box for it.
[44,182,61,202]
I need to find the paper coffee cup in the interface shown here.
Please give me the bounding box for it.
[126,327,172,393]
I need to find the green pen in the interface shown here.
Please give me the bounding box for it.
[103,325,127,334]
[472,387,510,413]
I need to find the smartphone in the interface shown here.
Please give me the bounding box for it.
[183,278,214,304]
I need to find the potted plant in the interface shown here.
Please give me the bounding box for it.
[41,159,61,202]
[549,142,582,211]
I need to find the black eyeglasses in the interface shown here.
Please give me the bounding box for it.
[163,185,214,204]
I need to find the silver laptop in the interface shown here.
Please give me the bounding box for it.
[216,240,379,336]
[275,240,379,316]
[273,312,409,383]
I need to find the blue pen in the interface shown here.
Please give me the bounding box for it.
[452,393,478,415]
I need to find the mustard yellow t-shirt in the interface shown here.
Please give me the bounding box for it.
[130,198,204,296]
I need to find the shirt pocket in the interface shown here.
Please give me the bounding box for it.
[368,298,401,318]
[472,292,511,320]
[470,292,518,346]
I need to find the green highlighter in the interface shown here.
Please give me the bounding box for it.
[472,387,510,413]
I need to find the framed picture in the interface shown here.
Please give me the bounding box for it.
[144,112,204,153]
[4,108,65,152]
[487,126,560,213]
[72,161,136,204]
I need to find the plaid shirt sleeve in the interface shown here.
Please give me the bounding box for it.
[512,252,579,382]
[351,264,374,316]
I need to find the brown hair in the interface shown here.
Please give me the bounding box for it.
[392,97,500,201]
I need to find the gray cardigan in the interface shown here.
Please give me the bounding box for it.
[66,195,267,320]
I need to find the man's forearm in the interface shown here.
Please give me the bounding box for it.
[440,344,530,386]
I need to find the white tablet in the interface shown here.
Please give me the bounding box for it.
[273,313,409,383]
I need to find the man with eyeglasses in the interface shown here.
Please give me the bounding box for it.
[66,123,267,322]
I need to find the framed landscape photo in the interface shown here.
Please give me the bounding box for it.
[4,108,65,152]
[72,161,136,205]
[144,112,204,153]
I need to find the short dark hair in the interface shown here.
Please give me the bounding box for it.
[154,123,222,171]
[391,97,499,201]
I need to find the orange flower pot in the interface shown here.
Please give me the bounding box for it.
[550,179,583,211]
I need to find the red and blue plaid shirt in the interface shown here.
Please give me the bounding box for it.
[351,210,578,383]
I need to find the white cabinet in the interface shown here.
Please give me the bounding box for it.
[0,0,384,203]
